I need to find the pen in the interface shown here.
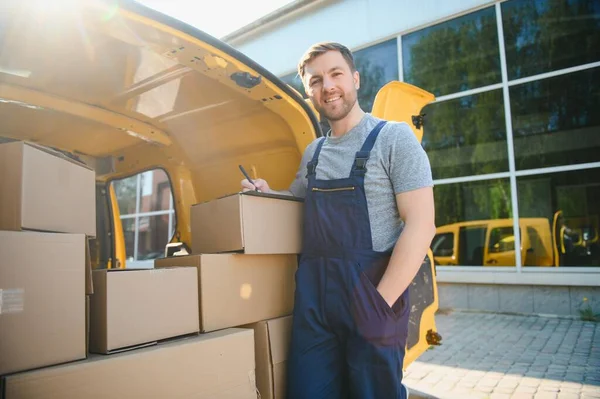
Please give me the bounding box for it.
[239,165,260,192]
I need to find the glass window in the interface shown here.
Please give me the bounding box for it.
[432,232,454,257]
[111,169,176,266]
[280,73,307,98]
[121,218,135,261]
[433,178,514,266]
[402,7,501,97]
[112,175,138,215]
[422,89,508,179]
[459,225,488,266]
[137,215,171,260]
[353,39,399,112]
[502,0,600,81]
[489,227,516,253]
[518,168,600,267]
[510,67,600,170]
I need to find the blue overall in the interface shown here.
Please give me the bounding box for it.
[287,121,410,399]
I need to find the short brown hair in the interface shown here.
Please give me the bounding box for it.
[297,42,356,80]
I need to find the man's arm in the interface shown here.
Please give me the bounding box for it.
[377,186,436,307]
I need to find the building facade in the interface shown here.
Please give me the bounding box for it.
[223,0,600,317]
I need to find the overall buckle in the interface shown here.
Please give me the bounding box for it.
[354,151,370,170]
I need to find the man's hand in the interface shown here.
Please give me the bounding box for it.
[241,178,271,193]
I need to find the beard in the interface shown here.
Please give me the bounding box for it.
[313,90,358,122]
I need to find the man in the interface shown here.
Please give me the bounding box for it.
[241,42,435,399]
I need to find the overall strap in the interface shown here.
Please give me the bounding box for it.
[351,120,387,177]
[306,137,326,178]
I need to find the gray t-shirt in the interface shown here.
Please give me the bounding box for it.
[289,113,434,251]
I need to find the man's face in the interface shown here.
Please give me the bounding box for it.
[303,50,360,122]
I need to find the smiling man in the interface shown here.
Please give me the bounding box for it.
[241,42,436,399]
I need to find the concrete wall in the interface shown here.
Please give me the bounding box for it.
[438,283,600,318]
[231,0,495,76]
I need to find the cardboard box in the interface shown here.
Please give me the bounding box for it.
[246,316,292,399]
[0,231,86,376]
[1,328,257,399]
[89,267,199,354]
[191,192,303,254]
[0,141,96,236]
[155,254,296,332]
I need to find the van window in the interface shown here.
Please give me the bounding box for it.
[111,169,176,268]
[432,233,454,257]
[488,227,515,253]
[459,226,487,265]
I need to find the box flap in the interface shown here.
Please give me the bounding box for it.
[22,141,94,171]
[191,194,243,253]
[266,316,292,366]
[0,141,23,231]
[89,270,108,353]
[273,362,287,399]
[85,238,93,295]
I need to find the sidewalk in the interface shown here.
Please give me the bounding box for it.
[404,311,600,399]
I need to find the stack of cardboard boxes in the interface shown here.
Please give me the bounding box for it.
[156,191,303,399]
[0,141,300,398]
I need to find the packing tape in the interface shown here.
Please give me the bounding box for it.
[0,288,24,314]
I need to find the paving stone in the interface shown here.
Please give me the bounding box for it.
[495,387,518,395]
[561,382,584,390]
[511,394,534,399]
[516,386,539,394]
[556,393,580,399]
[475,386,495,393]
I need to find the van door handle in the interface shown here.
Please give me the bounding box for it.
[487,259,497,264]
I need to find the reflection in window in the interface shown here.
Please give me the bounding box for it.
[435,179,513,227]
[433,179,514,266]
[422,89,507,179]
[111,169,176,266]
[510,67,600,170]
[489,227,516,253]
[112,175,138,215]
[502,0,600,80]
[353,39,399,112]
[402,6,500,96]
[518,168,600,267]
[459,225,487,266]
[432,232,454,257]
[137,215,171,261]
[121,218,135,261]
[280,73,307,98]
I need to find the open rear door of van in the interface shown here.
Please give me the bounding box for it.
[372,81,442,368]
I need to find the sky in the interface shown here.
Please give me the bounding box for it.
[136,0,296,39]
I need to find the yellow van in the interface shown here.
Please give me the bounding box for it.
[432,218,555,267]
[0,0,439,369]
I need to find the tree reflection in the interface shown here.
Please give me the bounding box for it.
[422,90,507,179]
[502,0,600,80]
[403,6,501,97]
